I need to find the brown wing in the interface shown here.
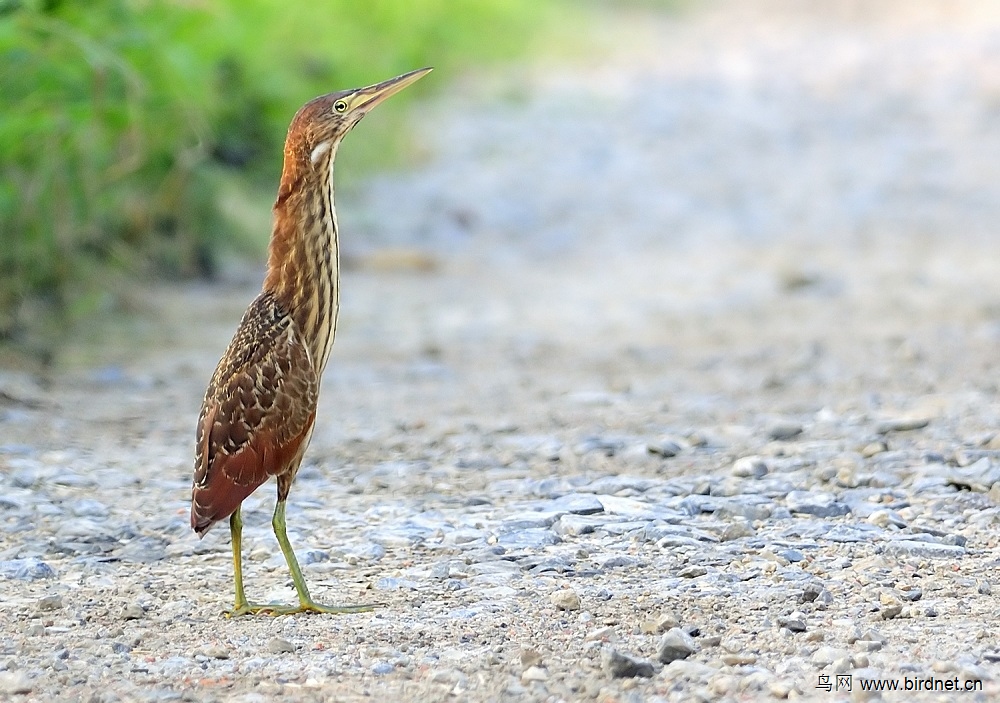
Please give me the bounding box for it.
[191,294,318,535]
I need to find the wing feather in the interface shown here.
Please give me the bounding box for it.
[190,294,318,535]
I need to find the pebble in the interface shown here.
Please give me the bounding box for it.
[876,417,931,434]
[268,638,295,654]
[779,617,807,633]
[203,645,230,659]
[121,603,144,620]
[0,672,32,695]
[37,595,62,611]
[767,421,803,441]
[732,456,768,479]
[550,588,581,611]
[585,626,616,642]
[784,491,850,518]
[601,647,655,679]
[647,438,683,457]
[520,648,543,668]
[657,628,697,663]
[0,559,55,581]
[520,666,548,682]
[882,540,966,559]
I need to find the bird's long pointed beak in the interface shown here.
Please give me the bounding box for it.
[354,67,433,113]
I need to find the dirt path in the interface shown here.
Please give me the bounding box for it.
[4,1,1000,701]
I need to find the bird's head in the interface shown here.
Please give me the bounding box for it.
[285,67,433,170]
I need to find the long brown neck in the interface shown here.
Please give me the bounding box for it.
[262,140,340,375]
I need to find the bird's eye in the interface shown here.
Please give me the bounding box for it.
[333,100,348,114]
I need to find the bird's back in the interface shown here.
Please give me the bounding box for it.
[190,292,319,534]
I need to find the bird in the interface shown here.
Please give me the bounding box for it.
[190,67,432,617]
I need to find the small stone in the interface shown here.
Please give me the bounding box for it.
[900,587,922,602]
[678,566,707,578]
[811,646,850,667]
[882,540,965,559]
[521,666,548,682]
[601,647,655,678]
[122,604,144,620]
[881,605,903,620]
[550,588,581,611]
[768,421,803,441]
[978,581,992,595]
[721,653,757,666]
[876,417,930,434]
[647,439,683,457]
[657,628,697,663]
[799,583,824,603]
[769,680,794,698]
[371,661,393,675]
[520,648,543,668]
[860,441,888,458]
[268,638,295,654]
[37,594,62,611]
[0,672,32,695]
[720,520,756,541]
[657,613,680,631]
[779,617,806,633]
[25,623,45,637]
[732,456,768,479]
[0,558,56,581]
[585,626,616,642]
[785,491,850,517]
[203,645,229,659]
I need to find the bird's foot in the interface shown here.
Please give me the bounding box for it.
[225,600,378,617]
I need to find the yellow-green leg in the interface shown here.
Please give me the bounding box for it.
[225,507,268,617]
[268,500,376,615]
[225,501,376,617]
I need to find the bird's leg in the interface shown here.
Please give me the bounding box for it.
[266,499,376,615]
[225,507,255,617]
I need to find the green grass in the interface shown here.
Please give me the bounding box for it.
[0,0,585,355]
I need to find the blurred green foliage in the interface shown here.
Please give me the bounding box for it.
[0,0,575,351]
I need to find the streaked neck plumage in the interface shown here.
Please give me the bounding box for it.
[262,134,341,376]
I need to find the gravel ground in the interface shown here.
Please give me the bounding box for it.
[5,1,1000,701]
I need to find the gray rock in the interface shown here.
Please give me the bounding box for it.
[500,511,563,531]
[779,616,807,632]
[768,421,803,441]
[785,491,850,517]
[552,514,616,536]
[657,628,697,663]
[268,638,295,654]
[732,456,769,478]
[37,594,62,611]
[882,540,966,559]
[647,438,684,457]
[497,528,560,549]
[548,493,605,515]
[601,647,655,678]
[0,558,55,581]
[595,495,657,519]
[876,417,930,434]
[371,661,393,675]
[375,577,420,591]
[945,458,1000,492]
[550,588,581,611]
[121,603,144,620]
[0,673,32,695]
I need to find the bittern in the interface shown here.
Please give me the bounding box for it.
[190,67,432,617]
